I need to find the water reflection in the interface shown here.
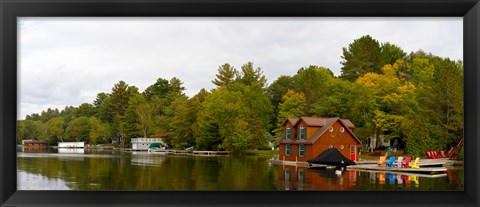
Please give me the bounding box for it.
[130,152,166,167]
[17,170,70,190]
[17,150,463,191]
[278,165,356,190]
[17,152,279,190]
[58,148,85,154]
[278,165,463,190]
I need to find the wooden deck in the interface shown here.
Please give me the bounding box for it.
[346,164,447,174]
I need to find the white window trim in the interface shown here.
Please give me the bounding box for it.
[299,125,305,140]
[285,144,291,156]
[286,126,292,140]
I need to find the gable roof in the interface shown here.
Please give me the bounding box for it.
[341,119,355,129]
[291,116,355,129]
[306,118,361,144]
[281,118,299,127]
[279,117,361,145]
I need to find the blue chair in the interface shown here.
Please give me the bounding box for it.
[386,156,395,167]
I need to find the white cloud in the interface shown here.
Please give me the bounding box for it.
[18,17,462,119]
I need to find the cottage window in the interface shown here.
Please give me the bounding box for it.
[285,144,291,156]
[298,144,306,156]
[298,125,306,140]
[329,126,334,132]
[285,126,292,140]
[340,127,345,133]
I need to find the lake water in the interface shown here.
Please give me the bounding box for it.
[17,149,464,190]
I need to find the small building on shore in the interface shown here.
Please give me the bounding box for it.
[278,116,361,162]
[131,138,166,150]
[58,142,85,148]
[22,140,48,148]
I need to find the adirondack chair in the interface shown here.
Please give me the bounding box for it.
[409,157,420,168]
[377,155,387,167]
[386,156,395,167]
[432,151,441,158]
[394,156,403,167]
[440,150,447,158]
[449,138,464,160]
[402,156,411,168]
[426,151,433,159]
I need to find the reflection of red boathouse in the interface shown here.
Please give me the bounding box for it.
[278,165,357,190]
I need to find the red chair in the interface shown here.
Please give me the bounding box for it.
[440,150,447,158]
[426,151,433,159]
[434,151,443,158]
[402,156,411,167]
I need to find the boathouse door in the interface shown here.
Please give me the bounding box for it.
[350,145,356,161]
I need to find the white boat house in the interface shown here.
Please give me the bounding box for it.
[131,138,166,150]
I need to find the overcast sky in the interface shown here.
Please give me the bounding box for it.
[18,17,462,120]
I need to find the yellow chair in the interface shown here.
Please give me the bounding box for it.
[377,155,387,167]
[409,157,420,168]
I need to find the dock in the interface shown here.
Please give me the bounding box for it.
[120,148,231,156]
[192,151,230,155]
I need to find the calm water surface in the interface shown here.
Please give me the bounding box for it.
[17,149,463,190]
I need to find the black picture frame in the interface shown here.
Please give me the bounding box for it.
[1,0,479,206]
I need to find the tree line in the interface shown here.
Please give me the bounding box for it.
[17,35,463,156]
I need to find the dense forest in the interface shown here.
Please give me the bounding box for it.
[16,35,463,156]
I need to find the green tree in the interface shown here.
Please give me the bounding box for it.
[274,90,307,137]
[93,92,112,123]
[45,117,65,143]
[266,75,295,116]
[77,103,95,117]
[39,108,60,123]
[340,35,383,82]
[107,81,139,146]
[143,78,171,100]
[212,63,238,87]
[237,62,267,88]
[170,89,210,149]
[197,88,242,150]
[66,116,91,142]
[89,117,112,145]
[380,42,406,66]
[310,78,353,118]
[292,65,334,113]
[240,84,274,149]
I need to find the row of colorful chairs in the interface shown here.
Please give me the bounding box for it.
[378,156,420,168]
[426,151,447,159]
